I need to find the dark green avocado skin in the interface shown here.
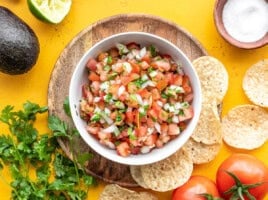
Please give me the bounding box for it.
[0,6,40,75]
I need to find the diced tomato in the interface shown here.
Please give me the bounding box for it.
[140,60,150,70]
[108,84,120,96]
[121,73,140,86]
[129,60,141,73]
[160,123,169,134]
[148,109,158,120]
[118,92,128,101]
[137,88,151,99]
[184,93,194,102]
[151,60,171,71]
[172,74,183,86]
[146,118,155,128]
[127,42,140,50]
[141,52,151,63]
[152,102,162,114]
[136,125,148,137]
[86,58,97,71]
[82,85,93,103]
[156,79,168,91]
[130,147,141,155]
[144,133,158,146]
[151,88,161,100]
[125,111,134,124]
[88,71,100,81]
[86,126,100,135]
[178,122,187,131]
[97,52,108,61]
[182,75,192,94]
[179,106,194,122]
[116,142,131,157]
[168,123,180,135]
[127,82,138,93]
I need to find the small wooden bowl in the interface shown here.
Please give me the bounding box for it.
[214,0,268,49]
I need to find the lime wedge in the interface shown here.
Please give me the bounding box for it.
[27,0,72,24]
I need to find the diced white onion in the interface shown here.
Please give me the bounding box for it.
[135,94,143,105]
[100,81,110,92]
[139,47,147,58]
[164,103,170,111]
[123,62,132,73]
[147,128,154,135]
[104,108,111,115]
[117,85,126,97]
[141,80,156,89]
[116,43,129,54]
[172,116,179,123]
[126,52,134,59]
[147,80,156,87]
[141,74,149,81]
[102,124,117,133]
[157,100,163,107]
[94,107,101,113]
[154,122,161,134]
[100,112,113,125]
[104,141,116,149]
[141,146,151,154]
[149,70,158,77]
[175,102,182,110]
[93,97,101,103]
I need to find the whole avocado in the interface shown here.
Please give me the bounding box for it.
[0,6,40,75]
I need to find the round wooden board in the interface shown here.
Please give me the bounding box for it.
[47,14,207,187]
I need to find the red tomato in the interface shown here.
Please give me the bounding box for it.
[172,176,221,200]
[216,154,268,200]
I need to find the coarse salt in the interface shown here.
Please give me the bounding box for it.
[222,0,268,43]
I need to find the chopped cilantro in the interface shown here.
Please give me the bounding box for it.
[149,45,157,57]
[103,65,111,71]
[127,128,136,140]
[104,93,113,103]
[107,56,113,64]
[91,113,101,122]
[0,101,96,200]
[134,78,147,88]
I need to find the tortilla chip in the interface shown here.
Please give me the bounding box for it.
[191,100,222,144]
[183,138,221,164]
[99,184,157,200]
[130,166,148,189]
[222,105,268,149]
[140,149,193,192]
[243,59,268,108]
[192,56,229,104]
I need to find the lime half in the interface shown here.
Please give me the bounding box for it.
[27,0,72,24]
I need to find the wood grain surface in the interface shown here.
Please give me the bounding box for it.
[47,14,207,187]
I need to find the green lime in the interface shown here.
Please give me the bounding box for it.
[27,0,72,24]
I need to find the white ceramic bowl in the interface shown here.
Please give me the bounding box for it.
[69,32,202,166]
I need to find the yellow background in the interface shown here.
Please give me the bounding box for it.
[0,0,268,199]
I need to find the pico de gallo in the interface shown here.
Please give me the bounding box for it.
[80,42,194,157]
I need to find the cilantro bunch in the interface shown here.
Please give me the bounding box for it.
[0,101,95,200]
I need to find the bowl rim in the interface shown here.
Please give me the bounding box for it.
[69,31,202,165]
[213,0,268,49]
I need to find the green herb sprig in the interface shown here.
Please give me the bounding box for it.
[0,101,95,200]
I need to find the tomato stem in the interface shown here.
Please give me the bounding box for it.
[223,171,263,200]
